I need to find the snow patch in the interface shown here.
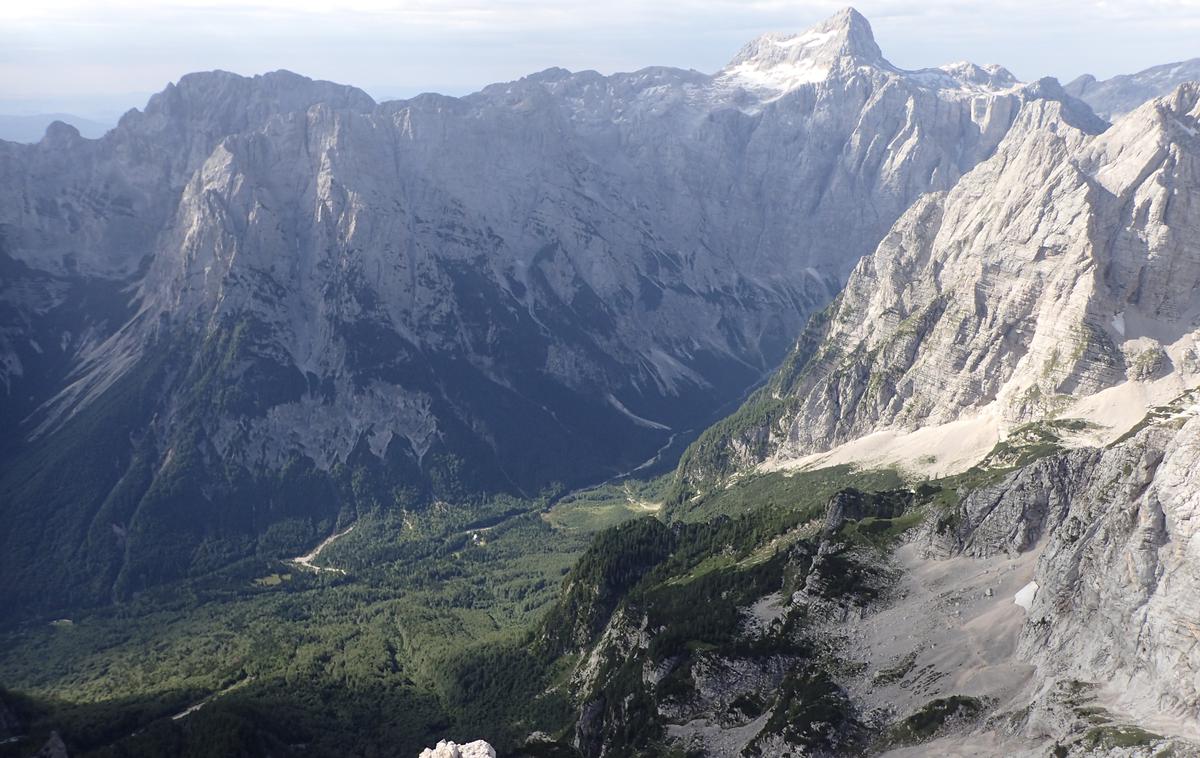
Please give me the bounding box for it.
[1014,581,1039,612]
[719,58,831,94]
[774,29,837,51]
[1112,310,1126,337]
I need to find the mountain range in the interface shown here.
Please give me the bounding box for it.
[0,8,1085,614]
[2,7,1200,758]
[678,76,1200,494]
[1066,57,1200,119]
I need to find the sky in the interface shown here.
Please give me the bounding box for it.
[2,0,1200,119]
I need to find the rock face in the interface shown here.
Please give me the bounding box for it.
[545,400,1200,756]
[1066,58,1200,120]
[418,739,496,758]
[678,82,1200,491]
[32,731,69,758]
[932,448,1104,559]
[912,400,1200,750]
[560,515,879,758]
[1019,414,1200,730]
[0,8,1082,613]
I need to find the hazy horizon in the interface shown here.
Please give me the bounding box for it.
[3,0,1200,121]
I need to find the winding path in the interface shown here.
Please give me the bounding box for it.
[288,524,356,573]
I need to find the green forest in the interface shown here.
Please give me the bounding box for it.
[0,456,968,757]
[0,470,677,756]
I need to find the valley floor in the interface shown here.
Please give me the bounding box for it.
[0,482,662,757]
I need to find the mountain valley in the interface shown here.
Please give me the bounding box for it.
[3,7,1200,758]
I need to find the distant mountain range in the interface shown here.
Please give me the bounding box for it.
[0,113,113,142]
[1067,57,1200,119]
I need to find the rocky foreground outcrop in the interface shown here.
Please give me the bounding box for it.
[32,731,70,758]
[418,739,496,758]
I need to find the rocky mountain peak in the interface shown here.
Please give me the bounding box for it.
[719,7,884,92]
[39,120,83,147]
[1108,79,1200,132]
[676,82,1200,493]
[1156,79,1200,123]
[717,7,1033,102]
[728,7,882,66]
[118,69,375,139]
[1080,80,1200,197]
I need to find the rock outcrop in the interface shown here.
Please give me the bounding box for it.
[1019,414,1200,733]
[553,399,1200,756]
[903,395,1200,751]
[32,731,69,758]
[418,739,496,758]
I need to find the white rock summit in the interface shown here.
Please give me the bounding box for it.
[718,7,887,94]
[418,739,496,758]
[718,7,1021,102]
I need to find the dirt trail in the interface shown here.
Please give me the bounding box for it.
[288,524,356,573]
[171,678,255,721]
